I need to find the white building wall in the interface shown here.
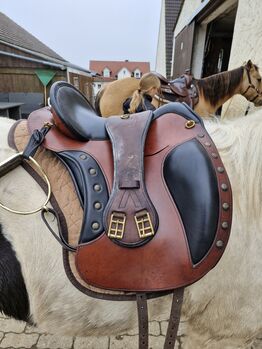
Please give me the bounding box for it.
[117,67,131,80]
[155,0,166,75]
[222,0,262,118]
[174,0,202,37]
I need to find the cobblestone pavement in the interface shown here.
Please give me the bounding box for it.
[0,314,261,349]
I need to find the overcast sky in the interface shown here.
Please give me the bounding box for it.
[0,0,162,70]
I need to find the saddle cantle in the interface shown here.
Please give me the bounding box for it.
[6,81,232,349]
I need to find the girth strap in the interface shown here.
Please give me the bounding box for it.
[137,294,149,349]
[104,111,158,247]
[164,288,184,349]
[136,289,184,349]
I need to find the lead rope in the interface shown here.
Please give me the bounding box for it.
[136,288,184,349]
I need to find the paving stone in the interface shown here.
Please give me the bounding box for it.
[74,336,109,349]
[123,326,138,336]
[109,335,138,349]
[37,334,73,348]
[149,321,161,336]
[0,318,26,333]
[25,324,47,334]
[0,333,39,348]
[149,335,166,349]
[160,320,168,335]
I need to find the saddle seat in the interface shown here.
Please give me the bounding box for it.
[50,81,201,142]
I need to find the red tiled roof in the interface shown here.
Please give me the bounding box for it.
[89,60,150,78]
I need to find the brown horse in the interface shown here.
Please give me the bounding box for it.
[96,60,262,118]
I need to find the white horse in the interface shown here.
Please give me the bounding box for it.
[0,114,262,349]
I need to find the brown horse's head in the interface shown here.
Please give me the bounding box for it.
[242,60,262,106]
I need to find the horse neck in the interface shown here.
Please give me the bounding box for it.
[196,67,244,115]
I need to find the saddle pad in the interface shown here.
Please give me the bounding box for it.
[10,120,131,298]
[22,107,232,293]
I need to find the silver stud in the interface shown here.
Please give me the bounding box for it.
[94,202,102,210]
[198,133,205,138]
[80,154,87,160]
[221,183,228,191]
[204,142,211,147]
[92,222,100,230]
[211,153,218,158]
[222,203,230,210]
[221,221,229,229]
[94,184,101,192]
[216,240,224,248]
[217,167,224,173]
[89,168,97,175]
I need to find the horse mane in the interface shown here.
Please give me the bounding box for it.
[205,111,262,220]
[197,66,244,106]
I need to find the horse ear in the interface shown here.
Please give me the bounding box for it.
[246,60,254,70]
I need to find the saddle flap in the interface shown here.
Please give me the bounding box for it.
[104,111,158,247]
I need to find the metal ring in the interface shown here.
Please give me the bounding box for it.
[121,114,130,119]
[185,120,196,129]
[0,153,52,215]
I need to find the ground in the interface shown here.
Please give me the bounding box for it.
[0,314,262,349]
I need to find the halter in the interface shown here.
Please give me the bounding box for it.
[242,66,262,103]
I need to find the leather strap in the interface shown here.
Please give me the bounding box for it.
[164,288,184,349]
[136,289,184,349]
[104,111,158,247]
[136,294,148,349]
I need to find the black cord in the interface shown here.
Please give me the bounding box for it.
[41,207,77,252]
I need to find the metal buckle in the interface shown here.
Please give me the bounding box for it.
[108,212,126,239]
[134,210,155,239]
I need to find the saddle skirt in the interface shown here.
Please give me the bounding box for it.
[10,103,232,294]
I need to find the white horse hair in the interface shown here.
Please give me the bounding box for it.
[0,114,261,348]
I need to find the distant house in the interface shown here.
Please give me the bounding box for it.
[89,60,150,97]
[0,12,95,118]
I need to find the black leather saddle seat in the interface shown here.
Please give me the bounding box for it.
[50,81,203,141]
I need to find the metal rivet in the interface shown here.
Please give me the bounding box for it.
[204,142,211,147]
[198,133,205,138]
[79,154,87,160]
[185,120,195,129]
[221,221,229,229]
[216,240,224,248]
[222,203,230,210]
[221,183,228,191]
[211,153,218,158]
[121,114,130,119]
[92,222,100,230]
[217,167,224,173]
[89,168,97,175]
[94,202,102,210]
[94,184,101,192]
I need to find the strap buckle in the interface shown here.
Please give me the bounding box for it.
[135,210,155,239]
[108,212,126,239]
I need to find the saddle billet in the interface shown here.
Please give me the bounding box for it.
[4,81,232,349]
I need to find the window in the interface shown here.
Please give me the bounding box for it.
[103,68,110,77]
[73,76,79,89]
[134,69,141,78]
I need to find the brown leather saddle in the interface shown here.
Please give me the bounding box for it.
[153,72,199,108]
[4,81,232,349]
